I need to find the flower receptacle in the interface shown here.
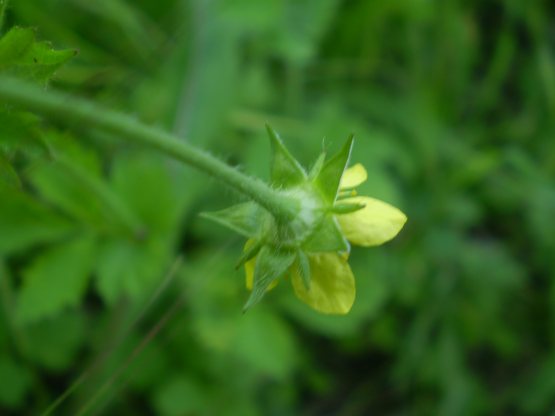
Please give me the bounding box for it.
[201,126,406,314]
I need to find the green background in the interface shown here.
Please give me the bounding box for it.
[1,0,555,414]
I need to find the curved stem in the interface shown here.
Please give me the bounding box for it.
[0,76,298,220]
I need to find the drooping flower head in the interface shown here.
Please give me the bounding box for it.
[202,126,406,314]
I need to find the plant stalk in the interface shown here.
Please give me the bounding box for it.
[0,76,298,220]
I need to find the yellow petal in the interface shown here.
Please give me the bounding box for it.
[340,163,367,189]
[337,196,407,247]
[291,253,355,315]
[243,240,278,291]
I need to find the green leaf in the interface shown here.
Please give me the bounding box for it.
[0,188,74,255]
[42,130,101,172]
[302,215,349,253]
[0,111,46,157]
[0,27,33,66]
[25,133,139,234]
[200,202,263,237]
[22,312,86,371]
[125,340,170,391]
[243,246,295,311]
[0,26,76,83]
[0,355,31,409]
[111,153,183,236]
[231,309,297,379]
[314,134,354,202]
[520,353,555,413]
[28,159,113,229]
[153,376,208,416]
[94,236,170,303]
[16,236,96,324]
[266,124,306,187]
[0,154,20,189]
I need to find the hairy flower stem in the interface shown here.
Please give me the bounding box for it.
[0,76,298,220]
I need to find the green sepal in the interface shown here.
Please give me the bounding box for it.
[302,215,350,253]
[329,202,366,215]
[0,27,77,83]
[266,124,306,188]
[235,239,263,269]
[308,151,326,180]
[296,249,311,290]
[314,135,354,202]
[243,246,295,312]
[200,202,262,237]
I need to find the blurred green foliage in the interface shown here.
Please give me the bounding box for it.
[1,0,555,414]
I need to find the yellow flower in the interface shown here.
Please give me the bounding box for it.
[245,163,407,315]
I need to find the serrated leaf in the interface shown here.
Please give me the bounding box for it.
[0,26,76,83]
[26,133,143,235]
[95,236,170,303]
[28,159,113,229]
[302,215,350,253]
[266,124,306,187]
[43,131,101,171]
[16,236,96,324]
[200,202,262,237]
[0,188,74,255]
[0,27,34,67]
[111,153,183,236]
[244,246,295,311]
[314,135,354,202]
[95,238,143,304]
